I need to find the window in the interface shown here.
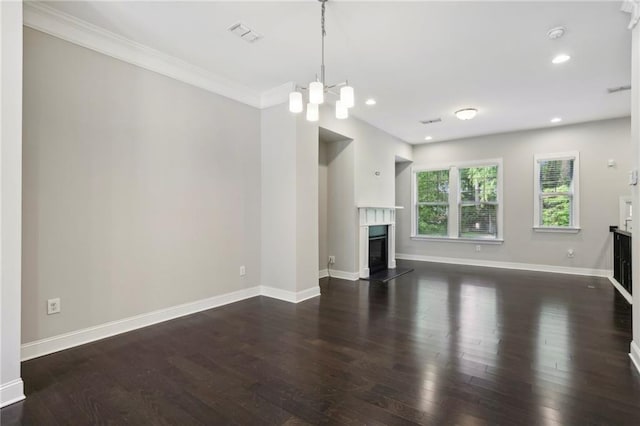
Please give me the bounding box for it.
[412,160,503,241]
[415,169,449,236]
[533,152,579,231]
[459,165,499,239]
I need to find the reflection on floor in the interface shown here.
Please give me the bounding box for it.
[2,260,639,424]
[362,266,414,283]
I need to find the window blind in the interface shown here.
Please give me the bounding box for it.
[538,159,574,227]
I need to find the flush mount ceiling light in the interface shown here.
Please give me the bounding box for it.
[365,98,377,106]
[289,0,354,121]
[547,26,566,40]
[550,117,563,123]
[552,54,571,64]
[424,136,433,141]
[454,108,478,121]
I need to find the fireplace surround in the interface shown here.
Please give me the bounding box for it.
[358,206,399,278]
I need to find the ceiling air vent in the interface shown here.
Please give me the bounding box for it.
[420,118,442,125]
[228,22,262,43]
[607,85,631,94]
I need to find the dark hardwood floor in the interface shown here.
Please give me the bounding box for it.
[3,260,640,425]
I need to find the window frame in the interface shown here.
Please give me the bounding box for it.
[533,152,580,233]
[457,163,501,240]
[414,168,450,237]
[411,158,504,243]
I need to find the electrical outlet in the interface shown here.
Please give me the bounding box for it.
[239,266,246,276]
[567,249,575,258]
[328,256,336,264]
[47,298,61,315]
[475,245,481,252]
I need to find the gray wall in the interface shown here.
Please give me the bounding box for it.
[318,141,328,270]
[319,137,357,274]
[396,117,631,271]
[317,107,412,274]
[260,104,319,293]
[22,28,262,343]
[325,139,356,274]
[294,116,320,291]
[260,104,297,292]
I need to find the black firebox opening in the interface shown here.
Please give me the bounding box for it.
[368,225,388,275]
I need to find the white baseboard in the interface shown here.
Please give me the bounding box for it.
[21,286,261,361]
[295,286,322,302]
[0,379,25,408]
[319,269,329,279]
[630,341,640,374]
[21,284,321,362]
[396,253,611,278]
[326,269,360,281]
[260,285,320,303]
[608,276,633,304]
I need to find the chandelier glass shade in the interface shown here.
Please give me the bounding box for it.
[289,0,353,121]
[289,92,303,113]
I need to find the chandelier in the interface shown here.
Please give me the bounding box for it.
[288,0,354,121]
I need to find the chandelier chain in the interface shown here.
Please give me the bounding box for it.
[288,0,352,121]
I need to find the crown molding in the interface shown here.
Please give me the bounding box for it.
[260,81,294,109]
[23,1,263,108]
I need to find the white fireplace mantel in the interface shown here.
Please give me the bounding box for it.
[358,206,401,278]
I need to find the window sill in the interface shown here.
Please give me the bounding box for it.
[532,226,581,234]
[410,235,504,244]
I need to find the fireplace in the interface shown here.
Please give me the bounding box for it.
[368,225,388,274]
[358,206,397,278]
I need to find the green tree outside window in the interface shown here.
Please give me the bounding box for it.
[538,159,574,227]
[416,170,449,236]
[459,166,498,238]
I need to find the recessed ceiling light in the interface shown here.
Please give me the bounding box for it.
[550,117,562,123]
[552,54,571,64]
[365,98,376,106]
[424,136,433,141]
[455,108,478,120]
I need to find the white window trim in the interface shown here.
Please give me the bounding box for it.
[411,158,504,242]
[533,151,580,233]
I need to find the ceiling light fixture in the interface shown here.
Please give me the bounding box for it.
[552,54,571,64]
[550,117,562,123]
[289,0,353,121]
[547,26,566,40]
[424,136,433,141]
[365,98,376,106]
[455,108,478,121]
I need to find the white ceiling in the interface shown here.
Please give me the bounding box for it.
[44,1,632,144]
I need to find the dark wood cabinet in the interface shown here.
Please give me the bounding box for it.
[612,228,632,295]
